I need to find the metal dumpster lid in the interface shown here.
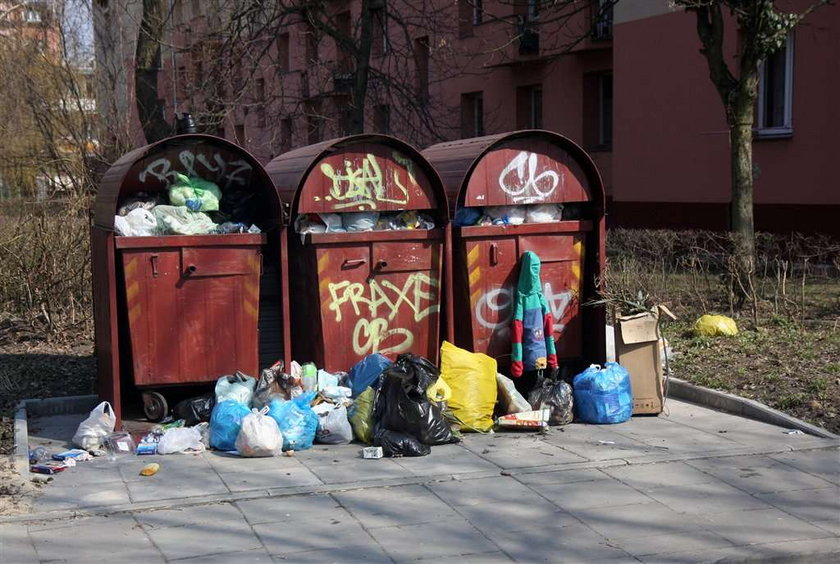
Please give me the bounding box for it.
[94,134,282,230]
[265,134,448,218]
[422,129,605,217]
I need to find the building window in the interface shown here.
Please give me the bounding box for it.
[517,85,542,129]
[371,8,389,57]
[583,72,612,150]
[374,104,390,134]
[280,118,293,153]
[414,36,430,102]
[459,1,482,38]
[305,24,319,63]
[255,78,266,126]
[757,32,793,137]
[461,91,484,138]
[276,33,290,72]
[24,8,41,23]
[592,0,613,41]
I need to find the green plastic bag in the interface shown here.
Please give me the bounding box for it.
[348,386,375,444]
[168,173,222,212]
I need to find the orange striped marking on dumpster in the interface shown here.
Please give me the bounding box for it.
[467,244,482,307]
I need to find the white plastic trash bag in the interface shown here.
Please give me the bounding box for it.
[114,208,158,236]
[313,403,353,444]
[157,426,205,454]
[215,372,257,405]
[153,205,216,235]
[72,401,117,450]
[342,212,378,232]
[526,204,562,223]
[235,407,283,457]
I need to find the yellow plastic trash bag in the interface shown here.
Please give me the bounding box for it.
[440,341,497,432]
[426,375,452,403]
[348,387,376,444]
[694,314,738,337]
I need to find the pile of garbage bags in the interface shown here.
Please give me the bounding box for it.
[55,344,635,474]
[295,210,435,236]
[454,204,567,227]
[113,174,261,237]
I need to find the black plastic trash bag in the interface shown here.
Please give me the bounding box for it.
[173,393,215,426]
[374,354,456,446]
[374,429,430,457]
[528,378,574,426]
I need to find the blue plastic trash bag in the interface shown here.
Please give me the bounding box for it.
[209,400,251,451]
[454,206,481,227]
[267,392,318,451]
[349,354,392,398]
[572,362,633,424]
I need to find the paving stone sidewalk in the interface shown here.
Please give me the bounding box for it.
[2,399,839,563]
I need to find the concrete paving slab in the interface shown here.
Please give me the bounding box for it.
[462,435,588,468]
[755,486,840,531]
[270,544,393,562]
[334,484,461,529]
[452,497,576,536]
[601,461,716,491]
[573,500,708,541]
[236,494,343,526]
[134,501,245,530]
[612,529,735,559]
[217,465,323,493]
[641,479,773,515]
[642,536,840,563]
[33,480,133,512]
[367,517,498,561]
[489,521,633,563]
[769,448,840,485]
[299,456,410,484]
[28,513,163,563]
[699,507,834,545]
[254,518,376,556]
[391,443,499,476]
[686,454,837,494]
[146,518,263,561]
[427,476,542,507]
[174,548,274,563]
[532,477,655,511]
[514,467,611,487]
[0,524,39,564]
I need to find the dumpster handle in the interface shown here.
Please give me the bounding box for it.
[342,258,367,268]
[150,254,159,278]
[185,264,197,275]
[490,243,499,266]
[375,260,388,270]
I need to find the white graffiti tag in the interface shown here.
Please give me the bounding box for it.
[139,150,253,189]
[498,151,560,203]
[475,282,572,333]
[321,152,415,210]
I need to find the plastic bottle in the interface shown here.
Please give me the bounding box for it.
[301,362,317,392]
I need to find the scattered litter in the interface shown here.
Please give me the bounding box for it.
[597,440,616,445]
[694,314,738,337]
[29,447,49,465]
[783,429,804,435]
[52,449,92,462]
[104,432,136,460]
[30,461,70,475]
[158,426,205,454]
[139,463,160,476]
[362,446,383,459]
[496,409,549,430]
[72,401,116,450]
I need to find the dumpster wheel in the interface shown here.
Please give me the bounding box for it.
[142,391,169,422]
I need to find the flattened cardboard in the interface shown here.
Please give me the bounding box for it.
[616,311,664,415]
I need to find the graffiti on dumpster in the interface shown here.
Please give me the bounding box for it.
[139,149,253,189]
[326,273,439,355]
[474,282,573,334]
[498,151,561,204]
[320,152,417,210]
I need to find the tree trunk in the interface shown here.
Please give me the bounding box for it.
[135,0,170,143]
[350,0,373,134]
[729,117,755,278]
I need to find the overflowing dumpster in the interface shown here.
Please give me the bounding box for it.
[423,130,606,376]
[266,135,449,372]
[92,134,289,423]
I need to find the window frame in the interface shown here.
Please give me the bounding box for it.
[756,32,794,139]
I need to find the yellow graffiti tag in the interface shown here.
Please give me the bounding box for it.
[352,318,415,356]
[326,274,439,323]
[320,153,412,210]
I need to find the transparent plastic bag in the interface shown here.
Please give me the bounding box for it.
[158,426,205,454]
[235,408,283,457]
[215,372,257,405]
[72,401,116,450]
[313,403,353,445]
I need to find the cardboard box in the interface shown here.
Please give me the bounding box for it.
[615,306,675,415]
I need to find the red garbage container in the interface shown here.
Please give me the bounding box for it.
[423,130,606,375]
[266,135,449,372]
[92,134,289,423]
